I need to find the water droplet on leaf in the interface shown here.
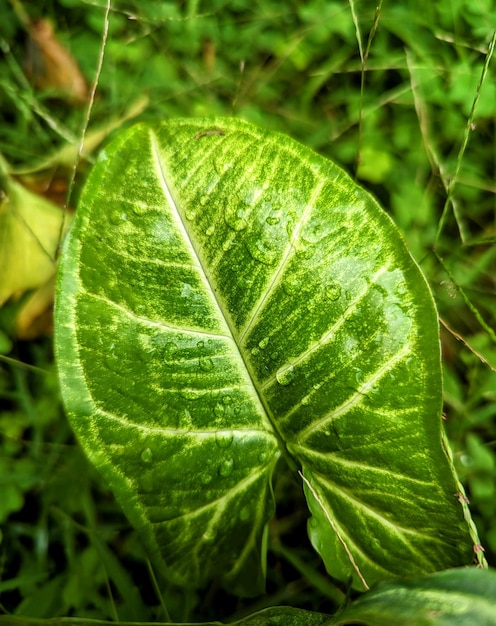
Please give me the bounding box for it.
[276,365,295,386]
[215,430,234,448]
[258,337,269,350]
[239,506,251,521]
[226,206,248,231]
[163,342,179,360]
[140,448,154,464]
[178,408,194,429]
[132,203,147,216]
[218,458,234,477]
[296,241,315,260]
[325,283,341,301]
[201,473,213,485]
[213,403,225,418]
[266,216,280,226]
[180,388,199,400]
[181,283,193,298]
[283,279,300,296]
[199,356,214,371]
[246,238,276,265]
[109,210,126,225]
[258,450,270,464]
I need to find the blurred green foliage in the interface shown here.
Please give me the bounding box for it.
[0,0,495,621]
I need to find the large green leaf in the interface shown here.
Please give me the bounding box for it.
[55,117,477,596]
[333,567,496,625]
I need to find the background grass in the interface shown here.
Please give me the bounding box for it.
[1,0,495,622]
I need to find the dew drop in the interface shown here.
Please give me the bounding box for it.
[258,450,270,464]
[325,283,341,301]
[364,384,381,406]
[213,403,225,418]
[199,194,209,206]
[185,208,196,221]
[266,216,280,226]
[108,210,126,225]
[179,408,193,428]
[132,203,147,216]
[239,506,251,522]
[218,458,234,477]
[206,225,215,236]
[269,351,279,361]
[215,430,234,449]
[163,341,179,360]
[301,394,311,406]
[140,447,154,464]
[197,340,205,349]
[199,356,214,372]
[226,207,248,232]
[180,387,200,400]
[251,347,260,356]
[246,238,276,265]
[181,283,193,298]
[296,242,315,260]
[347,368,364,389]
[222,394,233,406]
[222,240,233,252]
[276,365,295,386]
[201,472,213,485]
[283,279,299,296]
[239,275,254,290]
[286,214,297,238]
[258,337,269,350]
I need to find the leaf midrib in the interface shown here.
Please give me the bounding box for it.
[150,130,288,455]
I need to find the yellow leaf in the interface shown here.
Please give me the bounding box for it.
[0,172,69,307]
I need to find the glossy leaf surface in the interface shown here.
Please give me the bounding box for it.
[334,567,496,625]
[55,118,475,595]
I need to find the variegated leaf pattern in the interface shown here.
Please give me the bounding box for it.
[55,118,476,595]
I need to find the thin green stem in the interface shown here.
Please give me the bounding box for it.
[435,30,496,245]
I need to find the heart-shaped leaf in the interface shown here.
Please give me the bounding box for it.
[55,118,477,596]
